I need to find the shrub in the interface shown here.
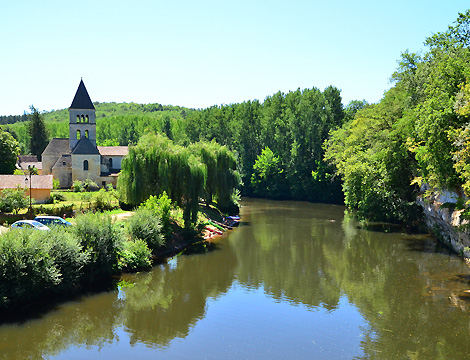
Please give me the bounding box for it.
[0,186,29,214]
[94,188,118,211]
[0,228,88,309]
[83,178,99,192]
[118,239,152,272]
[140,192,173,236]
[72,180,83,192]
[52,178,61,189]
[72,212,124,285]
[127,209,165,252]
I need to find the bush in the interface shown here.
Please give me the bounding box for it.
[83,178,99,192]
[0,228,88,309]
[127,209,165,252]
[94,188,118,211]
[52,178,61,190]
[72,180,83,192]
[140,192,173,236]
[118,239,152,272]
[0,186,29,214]
[35,203,74,217]
[72,212,124,285]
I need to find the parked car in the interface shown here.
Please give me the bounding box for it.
[34,216,72,227]
[11,220,50,231]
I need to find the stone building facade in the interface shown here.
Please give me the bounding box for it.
[41,80,128,188]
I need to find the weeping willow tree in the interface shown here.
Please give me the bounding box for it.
[188,140,241,212]
[119,133,239,228]
[119,133,207,228]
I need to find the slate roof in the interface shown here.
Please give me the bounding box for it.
[71,137,100,155]
[98,146,129,156]
[18,155,39,163]
[52,154,72,170]
[17,155,42,170]
[0,175,53,189]
[42,138,71,156]
[70,79,95,110]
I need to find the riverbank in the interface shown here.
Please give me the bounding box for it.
[417,186,470,264]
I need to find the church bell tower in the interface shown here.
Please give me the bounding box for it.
[69,79,96,149]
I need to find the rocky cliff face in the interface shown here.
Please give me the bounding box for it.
[417,186,470,262]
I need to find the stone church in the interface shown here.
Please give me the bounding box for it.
[41,80,128,188]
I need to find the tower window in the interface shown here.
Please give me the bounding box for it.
[86,115,89,123]
[77,130,81,139]
[77,115,80,123]
[83,160,89,171]
[85,130,89,138]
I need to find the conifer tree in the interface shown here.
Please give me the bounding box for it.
[28,106,49,161]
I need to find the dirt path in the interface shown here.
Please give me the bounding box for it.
[111,211,134,222]
[0,225,8,235]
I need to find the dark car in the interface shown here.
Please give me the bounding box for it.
[34,216,72,227]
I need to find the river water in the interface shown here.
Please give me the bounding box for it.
[2,198,470,359]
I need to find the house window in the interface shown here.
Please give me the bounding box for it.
[83,160,89,171]
[77,130,81,139]
[109,158,113,169]
[102,181,106,188]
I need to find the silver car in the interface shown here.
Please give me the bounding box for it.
[11,220,50,231]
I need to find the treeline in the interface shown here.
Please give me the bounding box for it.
[180,86,347,203]
[0,113,29,125]
[0,102,193,154]
[324,10,470,223]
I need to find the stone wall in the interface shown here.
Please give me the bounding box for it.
[417,185,470,261]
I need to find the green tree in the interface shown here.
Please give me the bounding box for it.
[28,106,49,161]
[251,147,285,198]
[0,128,20,174]
[0,186,29,214]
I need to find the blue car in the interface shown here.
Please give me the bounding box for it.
[34,216,72,227]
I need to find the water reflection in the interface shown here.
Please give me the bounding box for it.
[1,198,470,359]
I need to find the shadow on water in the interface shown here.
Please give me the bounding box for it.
[181,240,219,255]
[403,235,460,256]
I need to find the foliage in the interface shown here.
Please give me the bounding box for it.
[72,212,124,285]
[324,10,470,222]
[0,228,88,309]
[0,186,29,214]
[28,106,49,161]
[119,133,209,228]
[93,188,118,211]
[83,178,99,192]
[72,180,83,192]
[118,239,152,272]
[180,86,345,203]
[53,178,61,190]
[188,141,241,211]
[251,147,286,198]
[126,208,165,252]
[0,128,20,174]
[140,192,173,237]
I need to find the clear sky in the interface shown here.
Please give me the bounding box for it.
[1,0,469,116]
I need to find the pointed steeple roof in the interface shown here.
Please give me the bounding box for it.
[70,79,95,110]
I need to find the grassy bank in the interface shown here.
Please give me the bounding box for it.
[0,196,232,312]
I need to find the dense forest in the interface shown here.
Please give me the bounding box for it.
[3,10,470,224]
[325,10,470,223]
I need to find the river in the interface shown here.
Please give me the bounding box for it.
[2,198,470,359]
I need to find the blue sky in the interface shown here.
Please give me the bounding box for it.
[1,0,469,116]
